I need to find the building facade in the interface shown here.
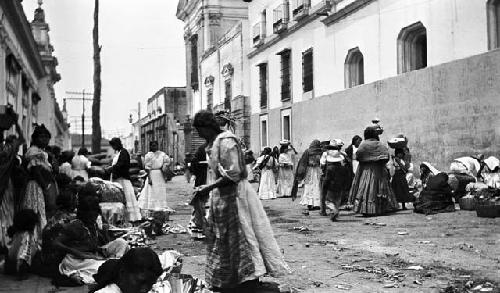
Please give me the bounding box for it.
[177,0,251,150]
[247,0,500,169]
[140,87,188,164]
[0,1,69,149]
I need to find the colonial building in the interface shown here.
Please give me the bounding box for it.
[0,1,69,149]
[176,0,251,149]
[247,0,500,169]
[140,87,188,163]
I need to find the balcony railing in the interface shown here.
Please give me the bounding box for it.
[273,4,288,34]
[292,0,309,20]
[253,22,265,47]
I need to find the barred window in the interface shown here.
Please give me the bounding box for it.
[302,49,313,93]
[259,63,268,108]
[279,49,292,101]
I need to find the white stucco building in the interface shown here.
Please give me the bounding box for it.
[246,0,500,165]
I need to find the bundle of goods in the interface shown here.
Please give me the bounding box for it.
[388,135,408,149]
[460,182,489,211]
[108,226,151,247]
[88,177,125,203]
[448,173,476,200]
[482,173,500,189]
[474,188,500,218]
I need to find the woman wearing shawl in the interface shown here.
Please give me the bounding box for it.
[0,118,25,251]
[138,140,171,210]
[192,110,289,291]
[391,148,414,210]
[292,140,323,212]
[254,147,278,200]
[348,127,398,216]
[22,124,57,247]
[107,138,141,222]
[277,144,296,198]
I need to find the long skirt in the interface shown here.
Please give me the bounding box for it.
[277,166,293,197]
[348,162,398,216]
[0,179,15,249]
[22,180,52,248]
[300,166,322,207]
[258,169,277,200]
[205,179,289,289]
[113,178,141,222]
[392,170,413,203]
[246,164,255,182]
[138,169,169,210]
[59,238,129,284]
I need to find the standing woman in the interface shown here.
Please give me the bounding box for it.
[277,144,296,198]
[108,138,141,222]
[23,124,57,244]
[192,110,289,292]
[345,135,362,175]
[391,148,413,210]
[348,127,398,216]
[293,140,323,212]
[244,150,256,183]
[0,116,25,251]
[254,147,278,200]
[71,147,91,181]
[138,141,170,210]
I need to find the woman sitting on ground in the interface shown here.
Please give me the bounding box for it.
[55,184,129,285]
[414,173,455,215]
[91,247,163,293]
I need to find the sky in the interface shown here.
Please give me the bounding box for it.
[22,0,186,137]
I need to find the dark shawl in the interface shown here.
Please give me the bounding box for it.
[111,149,131,180]
[291,140,323,199]
[355,139,389,163]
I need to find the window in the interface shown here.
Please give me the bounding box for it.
[258,63,268,108]
[260,115,268,149]
[281,108,291,141]
[292,0,309,20]
[344,47,364,88]
[190,35,199,90]
[224,79,232,111]
[6,55,19,106]
[302,49,314,92]
[487,0,500,49]
[397,22,427,74]
[279,49,292,101]
[253,10,267,47]
[207,88,213,112]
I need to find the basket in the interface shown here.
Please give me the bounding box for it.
[388,138,408,149]
[475,204,500,218]
[459,197,476,211]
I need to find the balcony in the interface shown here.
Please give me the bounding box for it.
[273,4,288,34]
[252,22,265,47]
[292,0,309,20]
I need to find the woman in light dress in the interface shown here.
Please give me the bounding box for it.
[107,138,141,222]
[293,140,323,212]
[71,147,91,181]
[138,140,171,210]
[192,110,289,291]
[277,143,296,198]
[254,147,278,200]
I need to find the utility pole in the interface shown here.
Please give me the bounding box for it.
[65,90,94,149]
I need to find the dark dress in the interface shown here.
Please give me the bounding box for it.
[414,173,455,215]
[391,157,414,203]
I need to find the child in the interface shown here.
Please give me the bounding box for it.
[5,209,39,280]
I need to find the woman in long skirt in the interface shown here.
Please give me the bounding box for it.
[192,110,289,292]
[348,127,398,216]
[108,138,141,222]
[22,124,57,247]
[277,144,295,197]
[71,147,91,181]
[138,140,170,210]
[293,140,323,212]
[254,147,278,200]
[0,119,24,251]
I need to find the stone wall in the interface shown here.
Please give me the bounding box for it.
[251,49,500,171]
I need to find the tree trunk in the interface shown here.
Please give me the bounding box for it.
[91,0,102,154]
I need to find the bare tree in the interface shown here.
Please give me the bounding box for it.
[92,0,102,153]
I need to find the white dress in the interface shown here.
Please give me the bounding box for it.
[138,151,170,210]
[277,152,294,197]
[256,155,277,200]
[111,151,141,222]
[300,166,322,207]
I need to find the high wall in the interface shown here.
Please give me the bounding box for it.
[251,49,500,171]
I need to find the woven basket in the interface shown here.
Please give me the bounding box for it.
[476,204,500,218]
[459,197,476,211]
